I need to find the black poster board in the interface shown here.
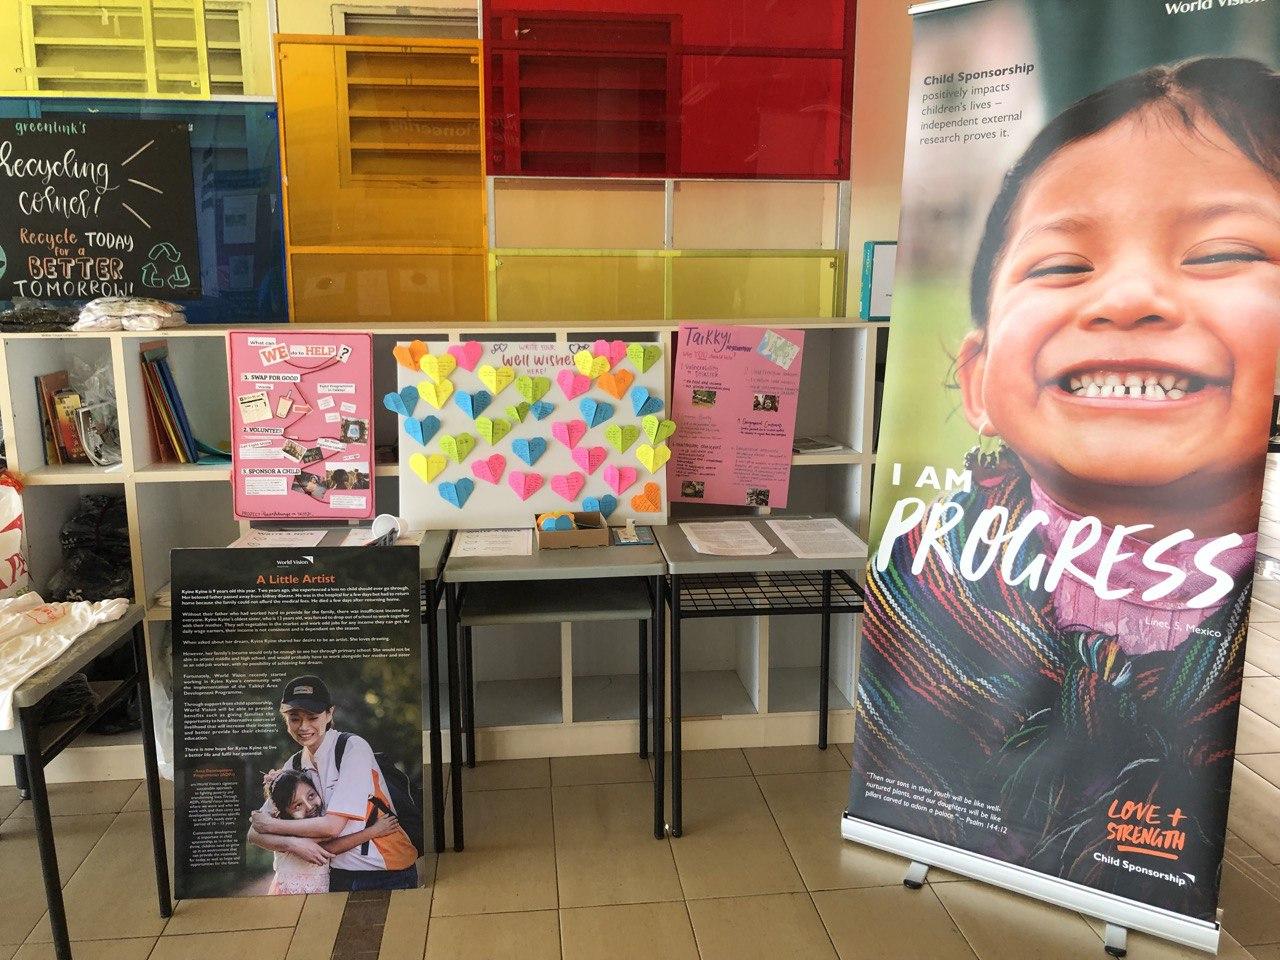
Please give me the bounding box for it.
[172,546,423,899]
[0,117,201,300]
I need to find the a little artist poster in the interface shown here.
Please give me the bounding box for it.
[229,331,374,520]
[669,324,804,508]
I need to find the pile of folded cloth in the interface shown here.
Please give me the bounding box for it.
[71,297,187,332]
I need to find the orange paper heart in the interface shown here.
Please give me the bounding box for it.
[596,368,635,401]
[392,339,428,371]
[630,482,662,513]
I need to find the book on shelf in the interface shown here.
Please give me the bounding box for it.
[139,342,231,465]
[792,435,846,455]
[35,371,92,465]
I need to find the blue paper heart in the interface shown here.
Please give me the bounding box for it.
[404,415,441,446]
[578,397,615,428]
[383,386,419,418]
[541,515,574,531]
[511,436,548,467]
[456,390,492,420]
[439,477,475,509]
[628,386,663,417]
[583,495,618,519]
[530,400,555,421]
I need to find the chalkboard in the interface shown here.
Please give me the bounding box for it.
[0,117,201,301]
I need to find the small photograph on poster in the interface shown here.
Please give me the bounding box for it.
[172,548,423,899]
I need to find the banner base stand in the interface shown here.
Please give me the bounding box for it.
[841,816,1220,955]
[903,861,930,890]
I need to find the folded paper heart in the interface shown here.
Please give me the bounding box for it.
[540,515,575,532]
[420,352,457,384]
[536,511,572,525]
[392,339,428,371]
[574,350,609,379]
[417,378,454,410]
[596,368,634,401]
[447,340,483,372]
[552,419,587,450]
[530,400,555,420]
[605,424,640,454]
[627,343,662,373]
[582,494,618,519]
[404,415,441,446]
[557,368,591,400]
[382,386,418,418]
[517,375,551,403]
[636,442,671,473]
[592,339,628,367]
[440,433,476,464]
[628,386,663,417]
[511,436,548,467]
[471,453,506,484]
[603,464,638,495]
[409,452,447,483]
[508,471,544,501]
[550,471,586,502]
[476,415,510,445]
[456,389,492,420]
[505,402,530,423]
[578,397,615,428]
[439,477,475,509]
[571,445,606,475]
[478,363,515,396]
[642,415,677,445]
[630,482,662,513]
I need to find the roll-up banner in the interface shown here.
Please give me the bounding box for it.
[844,0,1280,951]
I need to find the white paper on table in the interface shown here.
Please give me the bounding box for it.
[339,527,426,547]
[679,521,776,556]
[450,528,533,558]
[765,518,866,559]
[229,528,328,548]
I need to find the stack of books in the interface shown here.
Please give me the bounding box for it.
[35,371,118,466]
[139,341,229,464]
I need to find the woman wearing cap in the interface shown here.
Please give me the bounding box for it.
[247,675,419,891]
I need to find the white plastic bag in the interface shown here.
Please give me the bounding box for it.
[0,474,30,600]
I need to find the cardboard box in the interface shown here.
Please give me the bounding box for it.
[535,511,610,550]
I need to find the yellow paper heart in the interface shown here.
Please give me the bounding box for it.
[478,363,515,396]
[574,350,609,379]
[636,443,671,473]
[417,378,454,410]
[420,353,458,384]
[440,433,476,464]
[409,452,447,483]
[476,416,510,445]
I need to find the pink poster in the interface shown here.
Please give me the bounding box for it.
[228,331,374,521]
[670,324,804,508]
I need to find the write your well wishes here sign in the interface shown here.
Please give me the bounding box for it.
[0,117,201,300]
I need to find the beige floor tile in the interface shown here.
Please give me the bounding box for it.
[688,892,837,960]
[551,753,652,787]
[933,881,1100,960]
[553,781,682,908]
[424,910,560,960]
[743,745,849,777]
[1248,662,1268,678]
[462,759,550,791]
[813,886,976,960]
[162,894,304,936]
[8,780,140,819]
[1250,602,1280,625]
[0,786,22,822]
[1227,764,1280,863]
[1247,631,1280,676]
[1227,831,1266,860]
[149,928,294,960]
[560,902,698,960]
[757,771,904,891]
[1081,919,1253,960]
[1249,946,1280,960]
[668,777,803,900]
[432,787,557,916]
[1235,708,1280,755]
[653,748,751,780]
[283,893,346,960]
[1220,860,1280,946]
[835,743,853,765]
[1240,753,1280,789]
[0,814,115,945]
[378,885,431,960]
[123,779,175,813]
[0,946,14,960]
[1243,678,1280,727]
[11,938,156,960]
[27,813,168,943]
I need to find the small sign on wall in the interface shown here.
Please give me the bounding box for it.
[859,241,897,321]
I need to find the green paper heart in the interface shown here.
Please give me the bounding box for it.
[642,415,676,445]
[440,432,476,464]
[476,416,510,445]
[516,375,551,403]
[605,423,640,454]
[626,343,662,373]
[505,402,531,423]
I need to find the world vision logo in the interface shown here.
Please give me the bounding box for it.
[1105,800,1188,861]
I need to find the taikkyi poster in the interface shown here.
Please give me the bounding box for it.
[845,0,1280,934]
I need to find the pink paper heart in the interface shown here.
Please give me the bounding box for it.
[550,472,586,502]
[557,368,591,400]
[471,453,506,484]
[592,339,627,367]
[571,445,606,475]
[448,341,483,372]
[551,418,587,450]
[508,471,543,501]
[603,464,638,495]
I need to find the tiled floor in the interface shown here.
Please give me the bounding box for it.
[5,470,1280,959]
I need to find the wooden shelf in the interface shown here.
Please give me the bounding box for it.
[21,464,127,486]
[132,463,232,483]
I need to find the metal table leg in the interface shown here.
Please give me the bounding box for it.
[444,582,465,851]
[638,617,649,760]
[19,709,71,960]
[12,756,29,799]
[133,625,172,919]
[462,626,476,769]
[425,580,446,853]
[819,570,831,750]
[652,574,665,840]
[670,573,682,839]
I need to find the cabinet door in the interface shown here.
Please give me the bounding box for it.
[679,54,844,178]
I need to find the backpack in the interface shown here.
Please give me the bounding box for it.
[290,732,426,858]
